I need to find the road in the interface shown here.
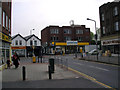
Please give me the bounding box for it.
[55,54,119,88]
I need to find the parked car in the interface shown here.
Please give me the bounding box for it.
[88,49,99,55]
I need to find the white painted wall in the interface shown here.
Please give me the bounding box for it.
[26,36,41,46]
[12,35,26,46]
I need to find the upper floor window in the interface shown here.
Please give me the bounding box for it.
[9,19,11,32]
[64,36,71,41]
[114,6,118,16]
[76,29,83,34]
[64,29,71,34]
[30,40,33,46]
[51,36,58,41]
[101,13,104,21]
[103,26,105,34]
[34,40,37,46]
[19,40,22,45]
[85,29,89,32]
[3,11,5,27]
[15,40,18,45]
[114,21,119,31]
[50,28,59,34]
[6,15,8,30]
[0,7,1,25]
[77,37,83,41]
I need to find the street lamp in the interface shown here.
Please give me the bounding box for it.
[87,18,98,61]
[30,29,35,35]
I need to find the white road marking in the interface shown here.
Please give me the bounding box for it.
[74,62,84,65]
[89,65,109,71]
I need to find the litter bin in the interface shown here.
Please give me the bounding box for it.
[49,58,54,73]
[33,56,36,63]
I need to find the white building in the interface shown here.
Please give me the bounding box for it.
[11,34,41,57]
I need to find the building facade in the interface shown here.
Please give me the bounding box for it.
[11,34,41,57]
[0,2,12,66]
[99,1,120,55]
[41,25,90,54]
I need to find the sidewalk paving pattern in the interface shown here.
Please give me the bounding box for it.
[2,57,105,88]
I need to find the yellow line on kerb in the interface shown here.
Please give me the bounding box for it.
[68,67,114,89]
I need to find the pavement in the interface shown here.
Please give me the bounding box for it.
[1,57,106,88]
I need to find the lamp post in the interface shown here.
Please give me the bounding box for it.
[30,29,35,35]
[87,18,98,61]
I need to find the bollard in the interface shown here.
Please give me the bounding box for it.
[22,66,26,81]
[48,65,52,79]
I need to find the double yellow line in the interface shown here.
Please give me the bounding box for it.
[68,67,115,89]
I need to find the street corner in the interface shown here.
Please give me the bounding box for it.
[53,65,82,80]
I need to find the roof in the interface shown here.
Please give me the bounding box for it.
[24,34,41,41]
[12,34,26,40]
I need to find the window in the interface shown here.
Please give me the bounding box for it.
[77,37,83,41]
[76,30,83,34]
[15,40,18,45]
[114,6,118,16]
[3,11,5,27]
[103,26,105,34]
[64,36,71,41]
[9,19,11,32]
[50,28,59,34]
[51,36,58,41]
[114,22,119,31]
[64,29,71,34]
[30,40,33,46]
[19,40,22,45]
[34,40,37,46]
[101,13,104,21]
[86,29,89,32]
[6,15,8,30]
[0,7,1,25]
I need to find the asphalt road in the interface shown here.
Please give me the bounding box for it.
[55,54,119,88]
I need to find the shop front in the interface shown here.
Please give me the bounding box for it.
[0,32,11,67]
[49,41,89,54]
[101,38,120,55]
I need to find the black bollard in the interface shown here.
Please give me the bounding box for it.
[48,65,52,79]
[22,66,26,81]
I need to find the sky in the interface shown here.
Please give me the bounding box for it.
[12,0,114,39]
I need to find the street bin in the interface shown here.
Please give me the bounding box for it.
[33,56,36,63]
[49,58,54,73]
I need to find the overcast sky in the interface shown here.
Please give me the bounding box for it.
[12,0,113,38]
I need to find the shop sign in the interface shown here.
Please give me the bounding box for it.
[0,32,11,42]
[11,46,26,49]
[67,41,78,45]
[102,39,120,45]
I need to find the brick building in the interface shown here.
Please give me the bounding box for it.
[41,25,90,54]
[99,1,120,55]
[0,2,12,66]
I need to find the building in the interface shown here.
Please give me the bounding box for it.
[99,1,120,55]
[0,2,12,67]
[41,25,90,54]
[11,34,41,57]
